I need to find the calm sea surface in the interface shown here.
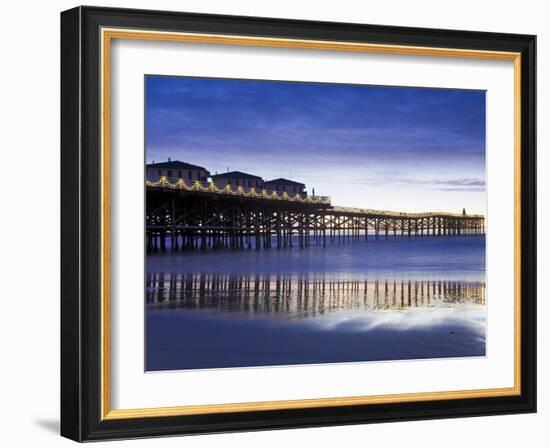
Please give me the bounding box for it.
[146,235,486,371]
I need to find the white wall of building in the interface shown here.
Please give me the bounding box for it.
[212,176,263,189]
[263,182,306,194]
[146,166,209,183]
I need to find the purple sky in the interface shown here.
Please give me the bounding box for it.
[146,76,486,214]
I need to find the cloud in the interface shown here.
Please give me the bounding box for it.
[354,176,485,192]
[432,178,486,192]
[146,76,486,168]
[438,187,486,192]
[433,178,485,187]
[145,76,487,211]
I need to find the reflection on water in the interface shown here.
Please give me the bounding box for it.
[147,272,485,318]
[146,237,486,369]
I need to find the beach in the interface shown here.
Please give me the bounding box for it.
[146,235,486,371]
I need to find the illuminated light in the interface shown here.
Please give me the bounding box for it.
[146,181,337,207]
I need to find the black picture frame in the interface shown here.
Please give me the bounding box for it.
[61,5,536,442]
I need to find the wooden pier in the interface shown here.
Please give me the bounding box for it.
[146,180,485,252]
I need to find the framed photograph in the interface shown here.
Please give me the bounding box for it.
[60,6,536,441]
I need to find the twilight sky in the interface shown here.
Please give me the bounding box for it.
[145,75,486,214]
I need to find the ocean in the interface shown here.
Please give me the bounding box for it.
[146,235,486,371]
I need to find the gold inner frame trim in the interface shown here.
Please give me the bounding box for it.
[100,27,522,421]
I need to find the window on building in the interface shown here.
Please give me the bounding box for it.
[248,180,252,187]
[227,180,231,185]
[167,170,172,177]
[236,180,239,186]
[188,171,192,179]
[158,170,162,176]
[293,187,296,193]
[178,170,182,178]
[283,186,286,192]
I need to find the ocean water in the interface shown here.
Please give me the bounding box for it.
[146,235,486,371]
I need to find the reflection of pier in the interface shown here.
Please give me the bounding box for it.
[147,272,486,317]
[146,184,485,252]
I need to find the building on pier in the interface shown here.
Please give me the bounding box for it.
[146,159,210,183]
[263,178,306,195]
[211,171,264,189]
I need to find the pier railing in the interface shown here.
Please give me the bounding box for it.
[146,177,331,205]
[331,206,485,219]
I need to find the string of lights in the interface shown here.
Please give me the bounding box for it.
[146,177,484,220]
[146,177,331,204]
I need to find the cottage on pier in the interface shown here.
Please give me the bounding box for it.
[146,160,210,183]
[211,171,264,189]
[263,178,306,195]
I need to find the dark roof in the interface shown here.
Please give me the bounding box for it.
[146,160,208,171]
[212,171,263,180]
[263,178,305,187]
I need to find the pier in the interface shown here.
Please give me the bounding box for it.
[146,178,485,252]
